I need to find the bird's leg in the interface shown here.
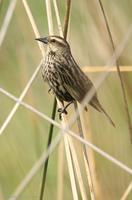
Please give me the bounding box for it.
[58,101,67,120]
[58,101,74,120]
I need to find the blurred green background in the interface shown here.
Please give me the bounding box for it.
[0,0,132,199]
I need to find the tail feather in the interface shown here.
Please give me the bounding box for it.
[90,100,115,128]
[98,104,115,128]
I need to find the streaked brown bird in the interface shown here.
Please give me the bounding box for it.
[36,35,115,127]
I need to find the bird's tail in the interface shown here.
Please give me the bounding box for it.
[90,100,115,128]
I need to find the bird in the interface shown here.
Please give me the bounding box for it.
[36,35,115,127]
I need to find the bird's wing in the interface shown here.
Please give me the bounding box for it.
[56,63,81,100]
[56,55,94,102]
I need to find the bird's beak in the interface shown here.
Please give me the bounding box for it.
[35,37,48,44]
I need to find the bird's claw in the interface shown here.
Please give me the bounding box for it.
[58,108,68,120]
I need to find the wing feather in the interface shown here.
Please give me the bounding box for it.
[55,54,94,102]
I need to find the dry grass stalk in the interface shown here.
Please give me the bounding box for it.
[78,109,103,199]
[83,66,132,73]
[64,134,79,200]
[98,0,132,142]
[22,0,45,56]
[0,59,43,135]
[0,0,17,47]
[0,0,45,135]
[67,136,88,200]
[120,181,132,200]
[2,86,132,176]
[74,102,96,200]
[57,141,64,200]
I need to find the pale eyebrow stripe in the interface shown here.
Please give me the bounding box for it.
[51,37,66,45]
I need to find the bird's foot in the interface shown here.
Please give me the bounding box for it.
[57,101,73,120]
[58,108,68,120]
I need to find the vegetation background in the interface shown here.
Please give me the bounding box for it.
[0,0,132,199]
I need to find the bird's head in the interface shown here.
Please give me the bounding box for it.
[35,35,70,53]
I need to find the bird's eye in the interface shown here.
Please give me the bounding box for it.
[51,39,56,43]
